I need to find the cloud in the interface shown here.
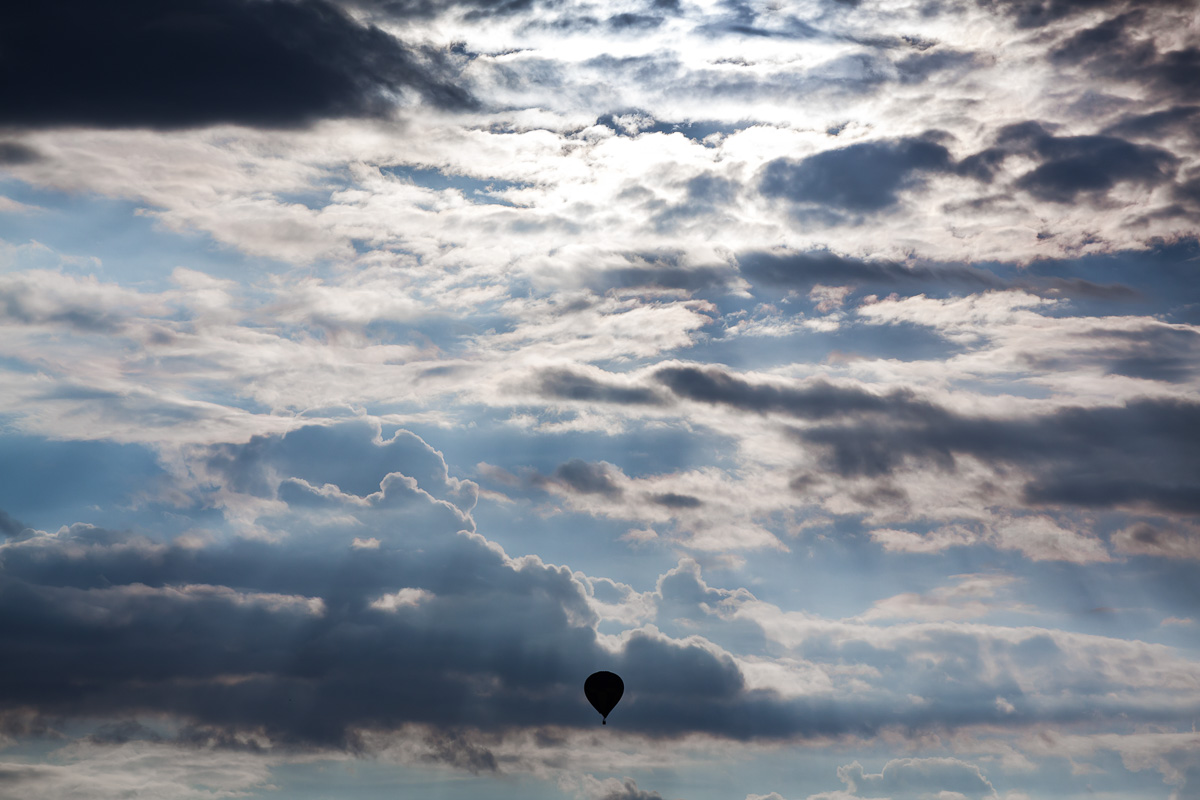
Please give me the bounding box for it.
[0,142,40,164]
[1046,9,1200,105]
[1111,522,1200,559]
[1023,731,1200,800]
[0,510,28,539]
[838,757,996,799]
[737,249,1003,294]
[871,517,1112,564]
[1103,105,1200,140]
[538,367,668,406]
[0,270,166,333]
[551,459,626,497]
[0,424,781,746]
[961,122,1178,204]
[1021,323,1200,382]
[571,357,1198,520]
[650,492,703,509]
[0,739,277,800]
[861,574,1023,622]
[737,248,1142,301]
[345,0,546,22]
[791,393,1200,517]
[976,0,1191,29]
[654,366,930,422]
[809,285,853,314]
[759,136,953,214]
[586,259,740,295]
[0,418,1199,798]
[530,355,1199,537]
[1013,139,1177,205]
[1,0,1199,795]
[0,0,474,130]
[585,776,667,800]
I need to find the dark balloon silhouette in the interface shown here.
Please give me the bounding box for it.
[584,671,624,724]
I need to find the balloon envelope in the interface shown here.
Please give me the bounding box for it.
[584,671,624,724]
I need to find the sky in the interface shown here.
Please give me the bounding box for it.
[0,1,1198,799]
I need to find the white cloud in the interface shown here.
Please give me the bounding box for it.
[370,587,435,611]
[0,740,278,800]
[870,516,1111,564]
[861,574,1025,622]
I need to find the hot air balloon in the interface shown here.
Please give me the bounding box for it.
[584,671,624,725]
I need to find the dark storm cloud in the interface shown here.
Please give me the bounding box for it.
[0,0,474,130]
[0,766,52,788]
[580,250,740,295]
[541,360,1200,517]
[656,365,934,422]
[0,142,40,165]
[0,423,783,747]
[962,122,1178,204]
[895,48,981,82]
[342,0,545,20]
[650,493,703,508]
[607,12,665,30]
[1016,138,1175,201]
[538,368,668,406]
[975,0,1192,29]
[535,363,941,420]
[1102,105,1200,139]
[552,459,624,497]
[0,517,723,746]
[422,731,500,773]
[88,720,166,746]
[739,248,1142,302]
[1174,176,1200,204]
[759,136,953,215]
[738,249,1003,293]
[686,173,738,204]
[0,527,583,748]
[3,422,1195,754]
[591,264,737,293]
[1027,277,1140,300]
[1025,324,1200,383]
[1049,9,1142,63]
[790,394,1200,515]
[1045,9,1200,104]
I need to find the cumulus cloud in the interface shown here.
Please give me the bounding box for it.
[5,421,1196,770]
[0,426,767,747]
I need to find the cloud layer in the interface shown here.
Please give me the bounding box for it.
[1,0,1198,798]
